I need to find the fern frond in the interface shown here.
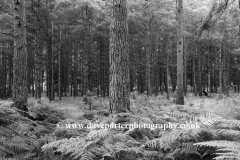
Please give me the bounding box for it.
[217,129,240,138]
[0,137,32,153]
[42,136,105,160]
[167,111,191,119]
[142,150,160,160]
[194,140,240,149]
[213,148,240,160]
[116,112,131,117]
[87,129,110,140]
[80,152,96,160]
[144,139,159,149]
[214,156,240,160]
[0,145,14,156]
[181,142,197,149]
[223,119,240,128]
[201,117,223,127]
[173,142,201,157]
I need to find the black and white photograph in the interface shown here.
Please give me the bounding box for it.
[0,0,239,160]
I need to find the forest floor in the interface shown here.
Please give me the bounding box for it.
[1,92,239,129]
[1,92,240,159]
[26,92,240,126]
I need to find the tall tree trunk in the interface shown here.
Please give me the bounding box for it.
[59,28,62,100]
[99,30,103,97]
[166,41,170,100]
[219,42,223,99]
[13,0,28,104]
[207,38,211,92]
[145,25,152,96]
[83,4,90,95]
[3,50,7,98]
[197,44,202,96]
[74,42,78,97]
[0,50,4,99]
[51,13,55,101]
[0,48,7,99]
[176,0,184,105]
[193,52,197,96]
[225,49,230,97]
[6,43,12,98]
[46,0,52,101]
[183,36,187,96]
[212,50,216,93]
[161,69,164,95]
[35,0,42,99]
[223,44,227,95]
[35,28,41,98]
[109,0,130,113]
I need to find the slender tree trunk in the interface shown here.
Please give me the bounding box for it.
[212,51,216,93]
[207,39,211,92]
[74,43,78,97]
[223,44,226,95]
[193,53,197,96]
[197,44,202,96]
[0,50,3,99]
[0,49,7,99]
[13,0,28,104]
[51,13,55,101]
[7,43,13,98]
[3,50,7,98]
[0,48,7,99]
[219,42,223,99]
[166,42,170,100]
[99,30,103,97]
[83,4,90,95]
[145,26,152,96]
[34,26,41,98]
[183,36,187,96]
[59,28,62,100]
[46,0,52,101]
[176,0,184,105]
[226,50,230,97]
[35,0,42,99]
[109,0,130,113]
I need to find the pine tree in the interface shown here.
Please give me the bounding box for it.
[13,0,28,105]
[109,0,130,113]
[176,0,184,105]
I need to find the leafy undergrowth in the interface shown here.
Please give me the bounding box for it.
[2,93,240,160]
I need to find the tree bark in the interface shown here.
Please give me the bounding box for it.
[176,0,184,105]
[34,9,41,99]
[166,41,170,100]
[51,12,55,101]
[59,28,62,100]
[109,0,130,113]
[193,51,197,96]
[197,44,202,96]
[183,36,187,96]
[84,4,90,95]
[219,42,223,99]
[35,0,42,99]
[13,0,28,103]
[145,25,152,96]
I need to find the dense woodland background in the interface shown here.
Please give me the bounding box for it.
[1,0,240,101]
[2,0,240,160]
